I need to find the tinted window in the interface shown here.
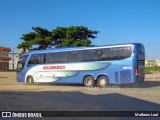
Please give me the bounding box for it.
[28,54,44,66]
[101,48,116,60]
[115,47,132,60]
[54,52,68,63]
[45,53,54,63]
[45,46,132,63]
[84,46,132,61]
[45,52,68,63]
[84,49,99,61]
[68,51,83,62]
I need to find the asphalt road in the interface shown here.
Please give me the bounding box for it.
[0,72,159,120]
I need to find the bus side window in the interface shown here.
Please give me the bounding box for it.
[101,48,116,61]
[68,51,83,62]
[27,54,44,66]
[53,52,68,63]
[84,50,99,61]
[45,53,54,63]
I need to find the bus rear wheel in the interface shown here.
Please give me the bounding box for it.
[83,76,95,87]
[26,75,34,85]
[97,76,109,88]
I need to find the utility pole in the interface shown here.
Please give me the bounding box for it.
[12,48,14,70]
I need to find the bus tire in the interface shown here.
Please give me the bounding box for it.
[26,75,34,85]
[83,76,95,87]
[97,76,109,88]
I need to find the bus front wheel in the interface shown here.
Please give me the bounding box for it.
[97,76,109,88]
[26,75,34,85]
[83,76,95,87]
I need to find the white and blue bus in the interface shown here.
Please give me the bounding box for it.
[17,43,145,87]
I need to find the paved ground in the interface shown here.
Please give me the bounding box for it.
[0,72,159,120]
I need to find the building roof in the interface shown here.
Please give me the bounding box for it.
[0,46,11,52]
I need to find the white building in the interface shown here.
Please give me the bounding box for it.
[145,60,160,67]
[9,53,20,70]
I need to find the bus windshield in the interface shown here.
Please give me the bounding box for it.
[17,55,29,73]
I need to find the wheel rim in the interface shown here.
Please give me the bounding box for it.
[100,78,106,86]
[28,77,33,84]
[86,79,92,86]
[28,78,32,83]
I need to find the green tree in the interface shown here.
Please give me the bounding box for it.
[31,27,52,49]
[17,26,99,52]
[17,32,36,53]
[17,41,31,53]
[17,27,52,51]
[53,26,98,47]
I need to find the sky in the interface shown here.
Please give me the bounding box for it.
[0,0,160,59]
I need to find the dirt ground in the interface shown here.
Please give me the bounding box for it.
[0,72,159,120]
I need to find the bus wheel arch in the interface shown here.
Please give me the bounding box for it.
[97,75,109,88]
[83,75,95,87]
[26,75,34,85]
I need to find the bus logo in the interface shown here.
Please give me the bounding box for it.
[43,65,65,70]
[123,66,132,70]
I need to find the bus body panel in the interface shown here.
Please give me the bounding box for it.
[16,43,145,85]
[17,59,134,84]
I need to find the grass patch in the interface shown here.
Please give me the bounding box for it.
[145,67,160,73]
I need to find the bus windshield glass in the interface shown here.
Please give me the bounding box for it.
[17,55,29,72]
